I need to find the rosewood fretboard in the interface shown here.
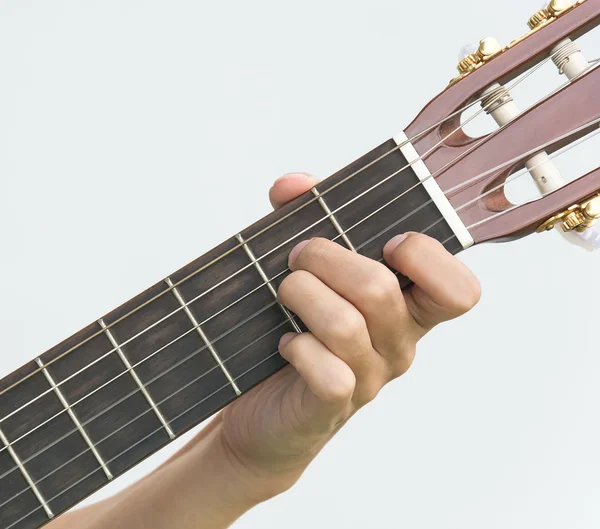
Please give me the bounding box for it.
[0,138,462,529]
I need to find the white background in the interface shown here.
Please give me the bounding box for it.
[1,1,599,528]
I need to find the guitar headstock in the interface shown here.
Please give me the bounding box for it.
[404,0,600,249]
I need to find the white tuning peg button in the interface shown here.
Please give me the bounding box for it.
[458,43,478,61]
[557,226,600,252]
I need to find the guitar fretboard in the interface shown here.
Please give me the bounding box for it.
[0,138,462,529]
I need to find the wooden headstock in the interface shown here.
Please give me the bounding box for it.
[405,0,600,245]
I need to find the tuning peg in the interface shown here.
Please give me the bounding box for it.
[547,0,574,16]
[529,0,575,29]
[456,38,502,74]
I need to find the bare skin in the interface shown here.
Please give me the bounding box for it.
[48,173,481,529]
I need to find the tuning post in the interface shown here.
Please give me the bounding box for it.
[477,81,564,194]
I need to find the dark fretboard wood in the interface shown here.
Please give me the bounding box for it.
[0,137,462,529]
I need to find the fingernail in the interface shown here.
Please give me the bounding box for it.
[279,333,297,349]
[288,240,311,268]
[273,173,296,185]
[383,234,408,257]
[273,173,319,187]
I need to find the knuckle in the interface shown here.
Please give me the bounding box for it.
[358,266,400,306]
[327,309,367,345]
[390,342,417,378]
[355,379,383,407]
[320,373,356,406]
[449,276,482,315]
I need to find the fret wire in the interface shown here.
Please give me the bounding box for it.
[1,112,596,480]
[235,233,302,334]
[0,190,461,506]
[0,55,584,510]
[4,122,576,510]
[0,427,54,520]
[34,358,113,480]
[0,267,286,429]
[310,188,357,252]
[0,320,291,516]
[165,278,242,396]
[0,52,586,527]
[0,55,553,401]
[2,113,595,482]
[0,266,407,527]
[0,299,283,486]
[1,137,446,427]
[1,165,402,428]
[99,319,176,440]
[0,296,286,459]
[3,345,287,529]
[354,117,600,252]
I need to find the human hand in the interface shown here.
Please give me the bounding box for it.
[218,173,482,501]
[48,173,481,529]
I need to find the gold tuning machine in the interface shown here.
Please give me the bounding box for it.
[528,0,581,30]
[456,38,502,75]
[537,194,600,233]
[450,0,586,86]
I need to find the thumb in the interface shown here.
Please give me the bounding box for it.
[269,173,319,210]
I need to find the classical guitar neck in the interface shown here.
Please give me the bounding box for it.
[0,137,462,529]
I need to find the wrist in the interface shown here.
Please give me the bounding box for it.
[215,420,307,504]
[139,422,264,529]
[132,414,307,527]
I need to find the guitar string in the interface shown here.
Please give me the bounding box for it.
[0,58,597,474]
[2,121,592,484]
[0,52,558,400]
[0,60,596,468]
[1,119,598,519]
[366,124,600,251]
[1,55,596,516]
[0,68,541,426]
[0,56,584,437]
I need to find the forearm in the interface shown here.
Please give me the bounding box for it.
[47,416,276,529]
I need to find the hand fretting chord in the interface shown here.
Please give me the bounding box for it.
[98,319,176,440]
[235,233,302,334]
[34,358,113,481]
[310,188,357,252]
[0,427,53,520]
[165,278,242,397]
